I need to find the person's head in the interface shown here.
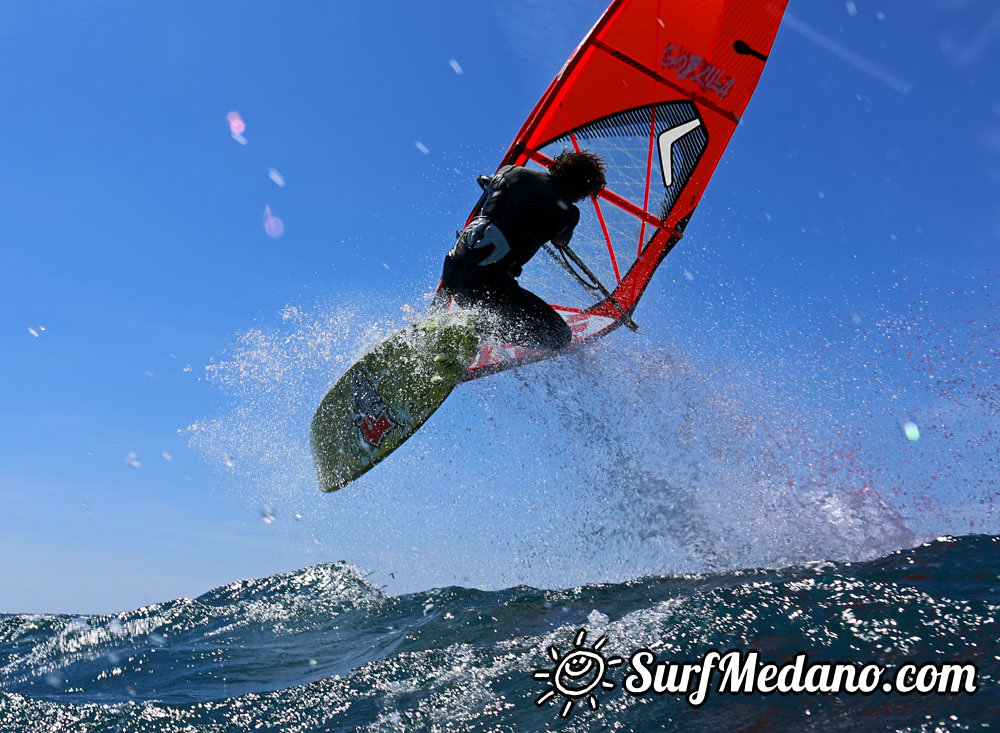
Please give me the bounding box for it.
[548,150,607,202]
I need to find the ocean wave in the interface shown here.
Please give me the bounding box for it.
[2,535,997,730]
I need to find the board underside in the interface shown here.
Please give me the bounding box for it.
[310,313,480,492]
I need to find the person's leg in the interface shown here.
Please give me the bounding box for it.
[463,281,571,351]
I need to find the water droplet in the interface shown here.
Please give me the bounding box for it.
[845,1,857,16]
[268,167,286,186]
[309,658,318,666]
[449,58,463,75]
[903,420,920,441]
[415,141,430,155]
[223,454,235,468]
[28,327,39,338]
[261,505,276,524]
[125,452,141,469]
[162,451,172,461]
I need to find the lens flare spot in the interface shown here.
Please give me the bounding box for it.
[264,206,285,238]
[227,111,245,135]
[903,420,920,441]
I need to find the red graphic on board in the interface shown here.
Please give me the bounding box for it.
[350,368,399,448]
[355,410,397,447]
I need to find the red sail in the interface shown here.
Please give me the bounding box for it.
[460,0,787,380]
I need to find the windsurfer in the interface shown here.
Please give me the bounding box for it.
[432,150,607,351]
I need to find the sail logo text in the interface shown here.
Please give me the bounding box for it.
[661,44,733,99]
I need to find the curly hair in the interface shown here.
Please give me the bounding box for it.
[548,150,607,202]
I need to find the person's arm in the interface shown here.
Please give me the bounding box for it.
[470,179,490,217]
[551,229,572,250]
[472,169,506,216]
[551,204,581,250]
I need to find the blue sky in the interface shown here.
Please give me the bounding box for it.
[2,1,998,614]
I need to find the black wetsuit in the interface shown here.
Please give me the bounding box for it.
[436,165,578,351]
